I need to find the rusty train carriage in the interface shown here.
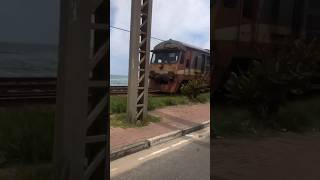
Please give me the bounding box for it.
[149,39,210,93]
[212,0,320,90]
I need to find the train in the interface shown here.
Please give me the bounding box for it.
[148,0,320,94]
[212,0,320,92]
[148,39,210,93]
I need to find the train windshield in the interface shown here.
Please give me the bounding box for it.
[151,51,180,64]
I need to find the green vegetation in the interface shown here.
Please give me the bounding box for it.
[147,95,189,111]
[222,39,320,131]
[180,78,209,99]
[213,105,253,136]
[110,113,161,128]
[0,164,52,180]
[214,96,320,136]
[110,95,127,114]
[110,93,210,114]
[275,96,320,132]
[0,105,55,166]
[225,59,312,125]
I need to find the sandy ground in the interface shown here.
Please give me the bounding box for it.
[213,132,320,180]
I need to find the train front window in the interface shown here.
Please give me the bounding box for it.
[151,51,180,64]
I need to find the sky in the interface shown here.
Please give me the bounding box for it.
[0,0,210,75]
[110,0,210,75]
[0,0,60,45]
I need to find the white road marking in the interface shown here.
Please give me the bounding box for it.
[170,140,189,147]
[138,147,170,161]
[185,134,194,138]
[111,168,118,172]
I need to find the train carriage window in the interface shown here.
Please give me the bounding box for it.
[151,51,180,64]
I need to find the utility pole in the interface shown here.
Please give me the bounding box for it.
[127,0,153,123]
[54,0,109,180]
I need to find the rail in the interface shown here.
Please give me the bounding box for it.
[0,77,160,104]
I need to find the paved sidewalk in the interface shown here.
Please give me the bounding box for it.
[110,103,210,151]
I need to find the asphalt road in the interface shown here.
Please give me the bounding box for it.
[110,127,210,180]
[213,132,320,180]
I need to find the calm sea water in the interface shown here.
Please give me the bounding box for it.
[0,42,128,86]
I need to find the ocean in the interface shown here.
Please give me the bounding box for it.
[0,42,128,86]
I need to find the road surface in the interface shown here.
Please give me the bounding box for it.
[110,127,210,180]
[213,132,320,180]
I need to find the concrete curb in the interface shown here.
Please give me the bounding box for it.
[147,130,182,147]
[182,120,210,135]
[110,141,149,161]
[110,120,210,161]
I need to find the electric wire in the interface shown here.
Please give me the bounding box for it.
[110,25,166,42]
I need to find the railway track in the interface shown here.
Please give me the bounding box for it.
[0,77,159,104]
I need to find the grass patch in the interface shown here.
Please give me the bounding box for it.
[0,105,55,166]
[110,95,127,114]
[110,93,210,114]
[147,95,190,111]
[194,92,210,103]
[275,96,320,132]
[213,105,255,136]
[0,164,52,180]
[213,96,320,136]
[110,113,161,128]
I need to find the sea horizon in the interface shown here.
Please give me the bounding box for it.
[0,42,128,86]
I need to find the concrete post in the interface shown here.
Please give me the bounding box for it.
[127,0,153,123]
[54,0,109,180]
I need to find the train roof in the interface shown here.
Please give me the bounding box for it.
[153,39,210,54]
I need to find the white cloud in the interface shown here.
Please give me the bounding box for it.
[110,0,210,75]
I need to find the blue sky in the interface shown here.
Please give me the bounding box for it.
[110,0,210,75]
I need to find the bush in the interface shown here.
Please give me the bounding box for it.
[225,39,320,129]
[180,77,208,99]
[225,64,310,128]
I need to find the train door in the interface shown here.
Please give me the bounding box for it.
[201,54,206,74]
[194,55,198,75]
[178,51,185,73]
[205,55,210,74]
[191,51,200,76]
[185,51,192,76]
